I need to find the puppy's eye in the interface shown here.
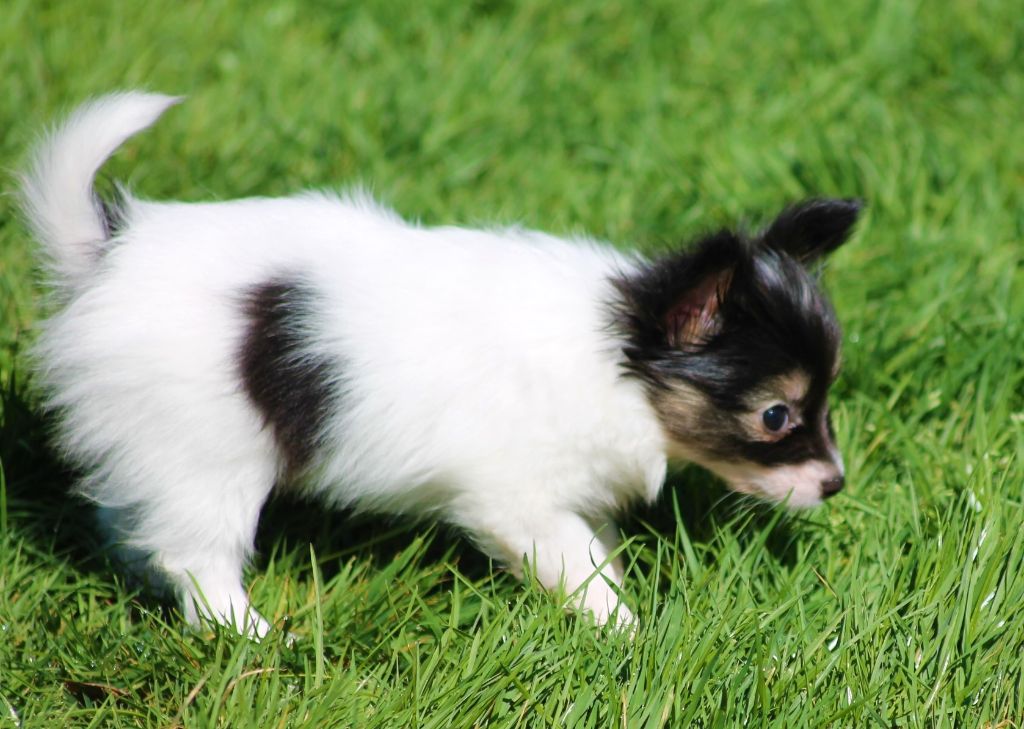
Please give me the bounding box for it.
[762,405,789,432]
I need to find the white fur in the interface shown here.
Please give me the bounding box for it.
[20,92,182,291]
[23,93,674,632]
[703,459,839,509]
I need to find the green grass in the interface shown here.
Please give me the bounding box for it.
[2,0,1023,725]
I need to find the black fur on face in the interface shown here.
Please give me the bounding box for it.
[611,199,860,470]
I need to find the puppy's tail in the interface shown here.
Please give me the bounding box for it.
[20,92,182,291]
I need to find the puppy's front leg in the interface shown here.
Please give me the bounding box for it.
[474,509,633,627]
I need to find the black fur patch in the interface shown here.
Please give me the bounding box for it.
[611,199,859,467]
[239,278,337,475]
[95,180,128,240]
[760,198,862,263]
[722,409,836,467]
[613,239,841,401]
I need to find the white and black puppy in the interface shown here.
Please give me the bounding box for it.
[21,93,859,636]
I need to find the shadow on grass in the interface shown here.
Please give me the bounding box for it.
[253,495,492,585]
[627,465,809,573]
[1,369,104,565]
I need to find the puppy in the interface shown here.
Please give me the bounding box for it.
[21,93,859,635]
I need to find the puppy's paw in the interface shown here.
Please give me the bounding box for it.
[589,601,636,636]
[576,582,636,633]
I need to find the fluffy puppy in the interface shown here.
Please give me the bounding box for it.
[21,93,859,635]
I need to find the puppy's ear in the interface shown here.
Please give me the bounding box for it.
[759,198,862,263]
[614,231,743,358]
[665,266,733,347]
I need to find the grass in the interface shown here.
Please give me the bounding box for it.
[1,0,1022,725]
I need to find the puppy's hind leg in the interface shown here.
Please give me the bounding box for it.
[95,443,280,639]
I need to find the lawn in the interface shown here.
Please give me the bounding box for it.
[1,0,1022,725]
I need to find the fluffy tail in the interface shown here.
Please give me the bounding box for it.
[20,92,182,290]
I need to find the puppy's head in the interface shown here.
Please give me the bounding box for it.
[615,199,861,508]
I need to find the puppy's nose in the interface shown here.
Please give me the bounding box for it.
[821,475,845,499]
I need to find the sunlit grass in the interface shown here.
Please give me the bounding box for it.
[1,0,1022,725]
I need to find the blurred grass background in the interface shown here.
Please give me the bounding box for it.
[1,0,1022,725]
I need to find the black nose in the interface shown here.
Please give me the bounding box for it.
[821,475,845,498]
